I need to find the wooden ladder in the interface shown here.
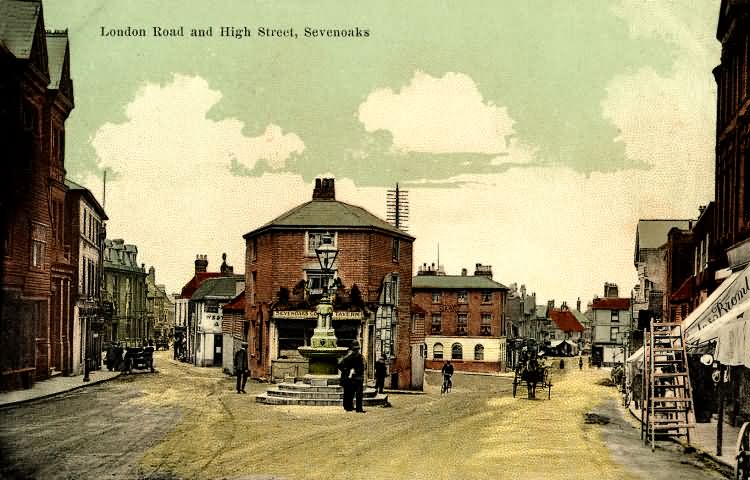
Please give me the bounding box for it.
[641,319,696,451]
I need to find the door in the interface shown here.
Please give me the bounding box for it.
[411,344,425,390]
[213,334,222,366]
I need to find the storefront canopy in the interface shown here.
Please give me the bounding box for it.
[627,263,750,366]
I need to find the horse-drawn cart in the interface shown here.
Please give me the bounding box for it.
[123,346,155,374]
[512,340,552,399]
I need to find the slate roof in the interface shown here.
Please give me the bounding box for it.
[191,276,243,302]
[591,298,631,311]
[244,199,414,240]
[65,178,108,220]
[0,1,41,59]
[45,31,67,89]
[180,272,222,299]
[548,309,584,333]
[103,239,144,273]
[411,275,508,290]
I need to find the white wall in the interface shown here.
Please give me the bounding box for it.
[426,336,505,362]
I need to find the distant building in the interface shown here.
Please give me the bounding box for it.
[413,264,509,373]
[175,255,222,363]
[190,273,244,368]
[102,239,148,344]
[590,284,632,366]
[221,291,247,375]
[146,266,174,341]
[546,302,584,356]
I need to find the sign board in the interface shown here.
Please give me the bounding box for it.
[273,310,363,320]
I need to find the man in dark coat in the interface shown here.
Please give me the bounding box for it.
[234,342,249,394]
[374,355,388,394]
[338,340,367,412]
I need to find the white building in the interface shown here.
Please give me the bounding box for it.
[591,294,632,366]
[190,275,244,367]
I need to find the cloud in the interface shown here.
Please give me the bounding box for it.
[358,71,529,158]
[92,74,304,177]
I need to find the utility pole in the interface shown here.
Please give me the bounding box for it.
[386,183,409,231]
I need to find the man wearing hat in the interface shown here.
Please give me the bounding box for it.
[338,339,367,412]
[234,342,249,394]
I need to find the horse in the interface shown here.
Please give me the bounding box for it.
[520,358,546,399]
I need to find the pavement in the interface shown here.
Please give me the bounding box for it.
[0,367,121,408]
[628,400,740,474]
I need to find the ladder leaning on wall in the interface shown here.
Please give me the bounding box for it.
[640,318,696,451]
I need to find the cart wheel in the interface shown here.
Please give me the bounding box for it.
[736,422,750,480]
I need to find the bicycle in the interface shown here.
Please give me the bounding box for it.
[441,374,452,394]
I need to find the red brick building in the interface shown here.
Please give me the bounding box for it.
[1,2,76,388]
[413,263,509,373]
[243,178,416,388]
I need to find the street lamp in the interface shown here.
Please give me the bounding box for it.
[315,233,339,276]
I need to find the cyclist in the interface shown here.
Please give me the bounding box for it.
[441,360,454,393]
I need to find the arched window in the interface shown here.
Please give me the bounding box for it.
[451,343,463,360]
[474,344,484,361]
[433,343,443,360]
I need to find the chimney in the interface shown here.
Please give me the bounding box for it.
[576,297,581,312]
[220,252,234,276]
[148,266,155,283]
[312,177,336,200]
[461,268,467,276]
[195,254,208,273]
[473,263,493,278]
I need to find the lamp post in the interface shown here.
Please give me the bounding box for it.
[298,232,349,380]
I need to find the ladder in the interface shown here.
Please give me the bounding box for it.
[641,319,695,451]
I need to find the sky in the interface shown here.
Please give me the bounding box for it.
[43,0,721,306]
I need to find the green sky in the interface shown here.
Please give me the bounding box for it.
[44,0,695,188]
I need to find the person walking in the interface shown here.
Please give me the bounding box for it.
[234,342,249,394]
[374,355,387,394]
[559,358,565,370]
[578,356,583,370]
[338,340,367,412]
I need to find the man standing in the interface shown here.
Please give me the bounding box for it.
[338,340,367,412]
[234,342,249,394]
[374,355,388,394]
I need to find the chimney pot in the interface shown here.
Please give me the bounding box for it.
[312,177,336,200]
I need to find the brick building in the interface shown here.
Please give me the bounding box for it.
[1,2,76,388]
[413,263,509,373]
[243,178,416,388]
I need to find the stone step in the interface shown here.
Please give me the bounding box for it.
[255,393,389,407]
[266,388,380,400]
[277,382,344,393]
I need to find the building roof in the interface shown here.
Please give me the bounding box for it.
[244,199,414,241]
[180,272,222,299]
[45,31,67,89]
[191,276,242,302]
[411,275,508,290]
[591,297,631,311]
[0,1,41,59]
[634,219,692,264]
[65,178,108,220]
[103,239,145,273]
[222,291,246,312]
[548,309,584,333]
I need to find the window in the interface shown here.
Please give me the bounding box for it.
[451,343,463,360]
[432,291,442,304]
[480,313,492,336]
[481,290,492,303]
[431,313,442,334]
[251,237,258,261]
[457,291,468,304]
[23,99,37,132]
[251,271,257,305]
[306,231,336,256]
[31,241,45,268]
[474,344,484,361]
[610,327,619,342]
[457,313,467,335]
[306,271,331,294]
[433,343,443,360]
[392,238,400,262]
[611,311,619,322]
